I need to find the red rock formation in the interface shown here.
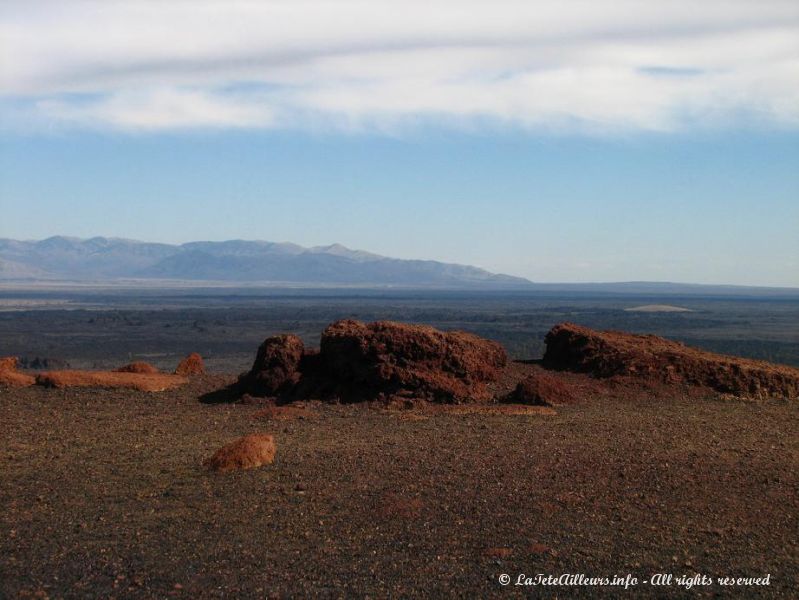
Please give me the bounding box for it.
[543,322,799,399]
[513,370,576,405]
[318,320,507,402]
[237,320,507,403]
[203,434,276,472]
[175,353,205,376]
[240,335,305,397]
[115,362,159,374]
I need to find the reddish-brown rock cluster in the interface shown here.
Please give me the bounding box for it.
[239,319,507,403]
[543,322,799,399]
[1,354,206,392]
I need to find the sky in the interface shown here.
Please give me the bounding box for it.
[0,0,797,286]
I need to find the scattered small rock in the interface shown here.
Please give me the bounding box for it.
[0,356,19,371]
[174,353,205,376]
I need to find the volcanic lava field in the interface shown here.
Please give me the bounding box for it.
[2,312,799,598]
[2,288,799,372]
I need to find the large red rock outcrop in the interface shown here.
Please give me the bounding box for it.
[319,320,507,402]
[543,322,799,399]
[237,320,507,403]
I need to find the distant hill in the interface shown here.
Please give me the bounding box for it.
[0,236,530,288]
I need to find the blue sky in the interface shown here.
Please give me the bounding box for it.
[1,1,798,285]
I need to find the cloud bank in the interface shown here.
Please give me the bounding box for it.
[1,0,798,133]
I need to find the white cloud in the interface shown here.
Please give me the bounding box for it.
[1,0,798,132]
[36,89,275,131]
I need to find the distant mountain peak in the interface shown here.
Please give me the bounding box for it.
[307,243,383,262]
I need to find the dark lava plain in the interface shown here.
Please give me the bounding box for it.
[2,376,797,598]
[2,288,799,373]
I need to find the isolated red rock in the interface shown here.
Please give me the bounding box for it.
[115,361,159,374]
[543,322,799,399]
[513,371,576,406]
[0,356,19,371]
[0,356,35,387]
[240,335,304,396]
[319,319,507,402]
[175,353,205,376]
[203,433,276,472]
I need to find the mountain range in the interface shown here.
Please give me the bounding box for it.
[2,237,796,295]
[0,237,529,288]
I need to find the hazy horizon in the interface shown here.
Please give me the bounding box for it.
[1,1,797,287]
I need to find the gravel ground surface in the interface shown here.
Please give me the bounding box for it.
[1,376,797,598]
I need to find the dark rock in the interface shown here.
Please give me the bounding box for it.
[240,334,305,397]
